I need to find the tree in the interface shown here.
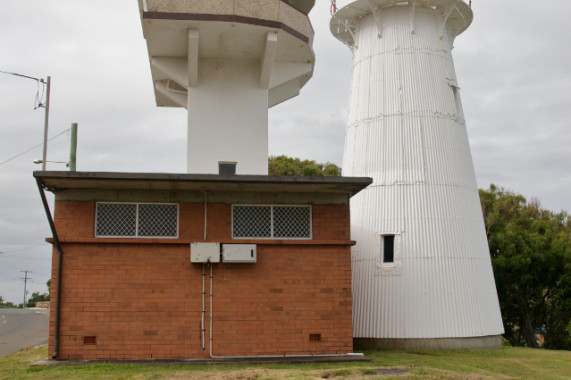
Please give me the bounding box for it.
[268,156,341,176]
[0,297,15,308]
[25,279,51,307]
[480,185,571,349]
[26,291,50,308]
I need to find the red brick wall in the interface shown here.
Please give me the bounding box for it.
[49,201,353,359]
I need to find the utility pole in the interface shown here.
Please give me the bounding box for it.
[69,123,78,172]
[41,76,51,171]
[20,270,32,309]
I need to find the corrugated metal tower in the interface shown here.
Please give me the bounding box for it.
[331,0,504,349]
[139,0,316,175]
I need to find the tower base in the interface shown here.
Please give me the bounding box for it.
[354,335,502,351]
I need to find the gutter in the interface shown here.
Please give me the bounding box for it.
[35,178,64,360]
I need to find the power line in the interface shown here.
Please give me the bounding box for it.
[0,70,47,109]
[0,244,50,255]
[0,128,70,167]
[1,70,51,170]
[0,70,41,82]
[22,258,51,261]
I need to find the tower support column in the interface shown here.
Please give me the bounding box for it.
[187,59,268,175]
[139,0,316,175]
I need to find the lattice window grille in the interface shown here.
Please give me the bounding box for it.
[95,203,179,238]
[232,205,312,239]
[273,206,311,238]
[96,203,136,237]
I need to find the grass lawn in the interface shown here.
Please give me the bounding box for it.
[1,345,570,379]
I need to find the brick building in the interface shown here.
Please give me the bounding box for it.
[35,172,370,360]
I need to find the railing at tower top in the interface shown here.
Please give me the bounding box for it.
[330,0,472,15]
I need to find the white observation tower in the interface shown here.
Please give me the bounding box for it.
[139,0,316,175]
[331,0,504,349]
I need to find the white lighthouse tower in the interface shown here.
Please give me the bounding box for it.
[331,0,504,349]
[138,0,316,175]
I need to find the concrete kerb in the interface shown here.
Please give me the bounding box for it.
[31,354,370,367]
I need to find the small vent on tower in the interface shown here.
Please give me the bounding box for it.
[309,334,321,342]
[219,162,237,175]
[83,336,97,345]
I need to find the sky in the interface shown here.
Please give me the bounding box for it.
[1,0,570,304]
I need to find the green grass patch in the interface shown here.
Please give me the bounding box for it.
[1,345,570,380]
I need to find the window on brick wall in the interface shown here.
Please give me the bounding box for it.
[232,205,312,239]
[95,202,179,238]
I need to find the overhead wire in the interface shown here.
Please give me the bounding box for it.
[0,70,46,109]
[0,244,51,255]
[0,70,40,82]
[34,78,46,110]
[0,128,71,167]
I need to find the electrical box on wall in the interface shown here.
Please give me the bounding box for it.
[190,242,220,263]
[222,244,257,263]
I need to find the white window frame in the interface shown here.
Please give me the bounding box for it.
[377,232,403,276]
[95,202,179,239]
[231,204,312,240]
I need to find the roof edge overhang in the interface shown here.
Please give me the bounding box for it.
[34,171,372,198]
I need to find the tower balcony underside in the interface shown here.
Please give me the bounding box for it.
[331,0,473,47]
[140,0,315,108]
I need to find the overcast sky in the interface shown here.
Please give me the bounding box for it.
[1,0,570,303]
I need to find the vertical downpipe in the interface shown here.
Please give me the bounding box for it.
[35,178,64,360]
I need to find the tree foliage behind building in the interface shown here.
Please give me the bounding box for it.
[25,291,50,308]
[0,295,16,308]
[480,184,571,350]
[268,155,341,176]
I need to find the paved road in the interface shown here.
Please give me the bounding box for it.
[0,307,49,357]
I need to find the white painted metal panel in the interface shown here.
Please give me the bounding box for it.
[222,244,257,263]
[333,1,504,341]
[191,242,221,263]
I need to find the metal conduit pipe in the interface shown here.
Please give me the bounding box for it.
[202,191,208,240]
[208,262,362,360]
[201,263,206,350]
[35,178,64,360]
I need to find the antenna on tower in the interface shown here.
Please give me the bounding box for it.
[330,0,337,15]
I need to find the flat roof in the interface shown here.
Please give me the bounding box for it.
[34,171,372,197]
